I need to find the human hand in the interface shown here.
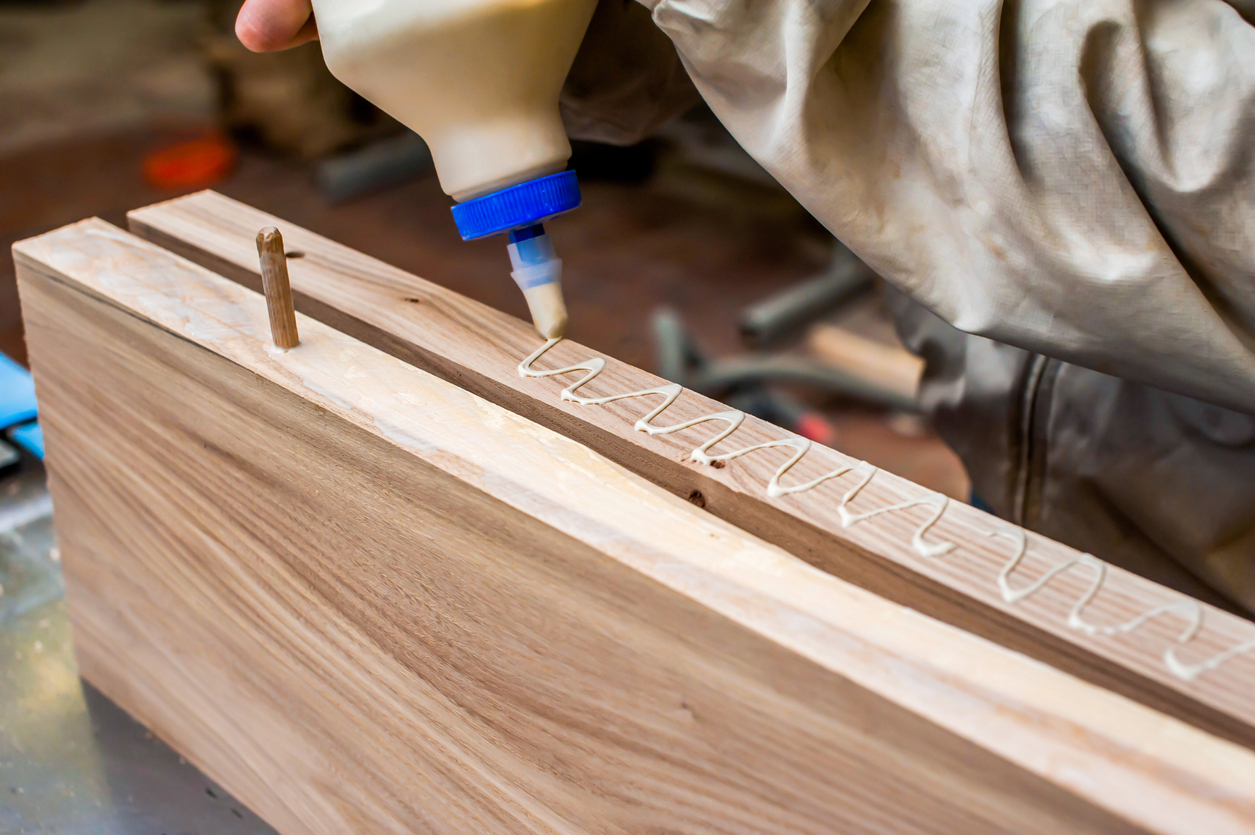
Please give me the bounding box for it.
[235,0,318,52]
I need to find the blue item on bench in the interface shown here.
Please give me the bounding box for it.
[10,422,44,460]
[0,353,37,429]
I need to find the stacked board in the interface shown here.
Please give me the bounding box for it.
[12,195,1255,834]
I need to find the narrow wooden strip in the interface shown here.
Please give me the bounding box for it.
[126,191,1255,748]
[15,218,1255,834]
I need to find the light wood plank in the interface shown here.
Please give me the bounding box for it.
[15,219,1255,834]
[128,190,1255,748]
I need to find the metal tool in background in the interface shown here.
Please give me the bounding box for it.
[738,240,875,348]
[650,237,920,444]
[655,309,837,447]
[0,438,17,473]
[652,306,917,436]
[316,131,434,203]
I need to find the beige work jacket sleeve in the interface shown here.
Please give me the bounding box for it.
[640,0,1255,414]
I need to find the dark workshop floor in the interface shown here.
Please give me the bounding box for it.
[0,126,968,499]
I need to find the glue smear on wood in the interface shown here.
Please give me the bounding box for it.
[520,338,1255,682]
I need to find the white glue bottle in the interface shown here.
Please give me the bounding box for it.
[308,0,599,338]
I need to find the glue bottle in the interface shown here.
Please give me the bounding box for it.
[308,0,599,338]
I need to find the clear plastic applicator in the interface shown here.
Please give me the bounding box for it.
[506,224,567,339]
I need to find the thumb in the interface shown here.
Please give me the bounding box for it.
[236,0,318,52]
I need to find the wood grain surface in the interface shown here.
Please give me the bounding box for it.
[126,190,1255,749]
[15,219,1255,834]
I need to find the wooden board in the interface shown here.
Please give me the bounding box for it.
[15,219,1255,834]
[128,190,1255,749]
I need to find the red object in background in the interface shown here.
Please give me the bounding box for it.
[795,412,838,447]
[143,134,237,190]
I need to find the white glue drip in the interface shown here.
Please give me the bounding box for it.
[987,529,1255,681]
[836,465,956,557]
[518,338,1255,681]
[519,340,909,506]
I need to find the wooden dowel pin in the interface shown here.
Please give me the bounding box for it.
[256,227,300,349]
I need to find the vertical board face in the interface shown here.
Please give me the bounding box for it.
[127,192,1255,749]
[14,221,1255,835]
[14,258,1141,835]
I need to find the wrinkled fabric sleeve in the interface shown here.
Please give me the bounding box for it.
[560,0,701,145]
[640,0,1255,414]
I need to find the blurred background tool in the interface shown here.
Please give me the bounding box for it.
[316,131,432,203]
[651,304,916,449]
[739,240,875,348]
[648,237,921,452]
[0,439,17,474]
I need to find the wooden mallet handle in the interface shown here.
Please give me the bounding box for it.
[256,227,300,349]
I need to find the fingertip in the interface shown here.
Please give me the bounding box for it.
[235,8,273,52]
[235,0,314,52]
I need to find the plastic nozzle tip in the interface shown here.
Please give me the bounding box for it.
[509,225,568,338]
[523,282,568,339]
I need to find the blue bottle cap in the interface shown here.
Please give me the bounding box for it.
[451,170,580,240]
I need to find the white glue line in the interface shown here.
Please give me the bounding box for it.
[519,338,1255,681]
